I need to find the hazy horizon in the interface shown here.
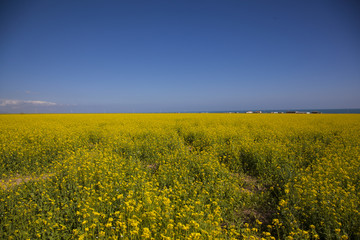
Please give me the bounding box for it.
[1,0,360,113]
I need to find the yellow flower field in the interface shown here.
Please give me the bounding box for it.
[0,113,359,239]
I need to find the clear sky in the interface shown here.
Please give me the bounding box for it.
[1,0,359,113]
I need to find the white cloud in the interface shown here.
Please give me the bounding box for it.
[24,100,57,106]
[0,100,21,106]
[0,99,57,106]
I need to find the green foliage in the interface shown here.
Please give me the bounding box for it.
[0,113,359,239]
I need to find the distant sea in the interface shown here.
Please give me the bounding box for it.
[208,108,360,114]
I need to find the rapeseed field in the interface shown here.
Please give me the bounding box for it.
[0,113,359,239]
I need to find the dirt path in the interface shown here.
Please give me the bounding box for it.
[0,173,54,190]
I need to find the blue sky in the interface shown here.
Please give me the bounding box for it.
[1,0,359,113]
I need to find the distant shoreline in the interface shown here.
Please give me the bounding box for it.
[199,108,360,114]
[1,108,360,114]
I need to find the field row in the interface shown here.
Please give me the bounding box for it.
[1,114,359,239]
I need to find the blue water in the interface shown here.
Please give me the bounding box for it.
[208,109,360,114]
[262,109,360,114]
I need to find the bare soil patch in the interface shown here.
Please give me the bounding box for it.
[0,173,54,190]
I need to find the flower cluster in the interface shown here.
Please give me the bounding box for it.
[0,113,359,239]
